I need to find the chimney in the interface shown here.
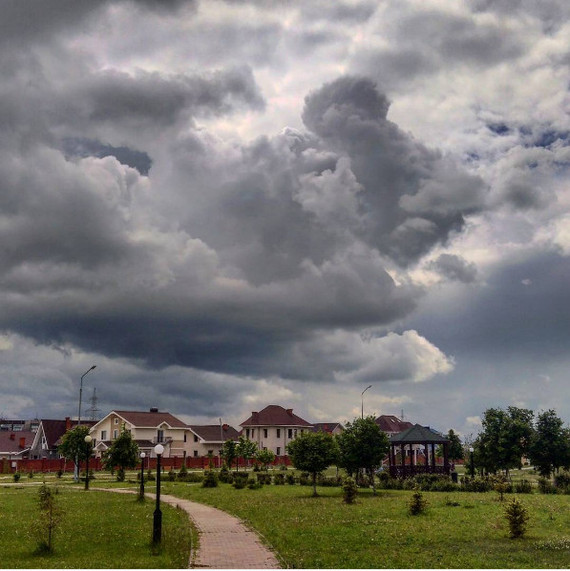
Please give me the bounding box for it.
[19,437,26,449]
[222,423,229,431]
[65,417,71,431]
[150,407,159,413]
[9,433,15,441]
[286,408,293,417]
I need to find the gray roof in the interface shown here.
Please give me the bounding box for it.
[389,424,449,444]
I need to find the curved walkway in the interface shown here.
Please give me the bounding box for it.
[93,488,281,569]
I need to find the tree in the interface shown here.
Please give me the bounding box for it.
[528,409,570,477]
[256,448,276,471]
[220,439,238,471]
[236,436,258,470]
[475,407,534,476]
[447,429,464,462]
[336,417,389,495]
[286,431,339,496]
[58,425,92,475]
[102,426,139,481]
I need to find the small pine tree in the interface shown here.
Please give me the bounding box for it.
[342,476,358,504]
[31,484,63,554]
[504,497,529,538]
[202,469,218,488]
[409,489,428,515]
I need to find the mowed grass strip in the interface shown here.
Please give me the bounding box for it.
[161,480,570,569]
[0,485,192,569]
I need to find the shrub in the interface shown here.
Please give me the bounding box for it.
[146,470,155,482]
[504,497,529,538]
[286,473,297,485]
[248,478,262,490]
[202,470,218,488]
[514,479,533,494]
[13,472,21,482]
[28,471,34,479]
[218,465,233,484]
[493,475,512,501]
[554,471,570,493]
[461,476,493,493]
[232,472,249,489]
[317,474,342,487]
[538,477,557,494]
[56,470,63,479]
[409,489,428,515]
[342,477,358,504]
[31,484,63,554]
[273,473,285,485]
[299,472,311,486]
[256,473,271,485]
[168,469,177,481]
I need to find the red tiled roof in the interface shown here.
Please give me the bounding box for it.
[188,425,240,442]
[0,430,35,454]
[375,415,413,434]
[312,422,343,433]
[41,419,96,449]
[114,410,187,429]
[240,405,312,428]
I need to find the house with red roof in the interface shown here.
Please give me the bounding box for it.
[29,418,96,459]
[187,424,240,458]
[0,430,35,466]
[240,405,313,456]
[312,422,344,436]
[375,414,413,436]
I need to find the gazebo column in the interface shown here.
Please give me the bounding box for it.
[401,444,405,477]
[431,443,436,469]
[443,442,449,474]
[424,442,429,470]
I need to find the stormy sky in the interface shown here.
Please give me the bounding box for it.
[1,0,569,437]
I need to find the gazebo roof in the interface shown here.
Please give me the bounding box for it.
[389,424,448,444]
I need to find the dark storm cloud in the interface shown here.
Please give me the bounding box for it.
[428,254,478,283]
[301,76,486,265]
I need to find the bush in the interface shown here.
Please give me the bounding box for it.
[256,473,271,485]
[28,471,34,479]
[56,470,63,479]
[514,479,533,494]
[218,465,233,484]
[202,470,218,488]
[168,469,177,481]
[146,470,155,482]
[504,497,529,538]
[342,477,358,504]
[461,476,493,493]
[13,472,21,482]
[538,477,557,494]
[554,471,570,493]
[232,472,249,489]
[409,489,428,515]
[273,473,285,485]
[299,472,311,486]
[248,478,262,490]
[286,473,297,485]
[317,474,343,487]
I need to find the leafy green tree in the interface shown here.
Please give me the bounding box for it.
[236,435,258,470]
[256,448,276,471]
[221,439,238,471]
[58,425,92,476]
[286,431,339,496]
[475,407,534,476]
[336,416,389,495]
[528,409,570,477]
[102,426,139,481]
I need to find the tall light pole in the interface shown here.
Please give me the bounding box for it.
[139,452,146,501]
[75,365,96,482]
[153,444,164,545]
[361,385,372,418]
[469,447,475,478]
[84,435,92,490]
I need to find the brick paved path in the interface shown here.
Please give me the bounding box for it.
[93,488,281,569]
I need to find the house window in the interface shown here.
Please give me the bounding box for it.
[252,429,255,438]
[100,430,107,440]
[157,430,164,443]
[288,429,293,439]
[184,433,187,442]
[246,429,250,438]
[113,429,118,439]
[294,429,298,437]
[92,438,97,447]
[114,418,119,425]
[276,428,281,438]
[276,447,281,455]
[263,429,268,438]
[193,450,198,457]
[194,435,199,442]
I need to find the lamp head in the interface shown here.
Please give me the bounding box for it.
[140,452,146,459]
[469,447,474,453]
[154,444,164,456]
[84,435,92,444]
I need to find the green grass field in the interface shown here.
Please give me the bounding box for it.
[2,469,570,568]
[0,483,192,569]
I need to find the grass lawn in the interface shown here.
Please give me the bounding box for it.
[155,478,570,569]
[0,484,192,569]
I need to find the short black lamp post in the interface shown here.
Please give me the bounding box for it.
[84,435,92,490]
[469,446,475,478]
[153,444,164,545]
[139,452,146,501]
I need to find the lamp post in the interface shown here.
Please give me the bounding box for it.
[361,385,372,418]
[469,447,475,478]
[153,444,164,545]
[75,365,96,482]
[84,435,92,490]
[139,452,146,501]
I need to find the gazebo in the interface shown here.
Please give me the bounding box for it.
[388,424,450,478]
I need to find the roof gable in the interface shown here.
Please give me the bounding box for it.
[389,424,449,444]
[240,405,312,428]
[94,410,188,430]
[375,415,413,434]
[188,425,240,442]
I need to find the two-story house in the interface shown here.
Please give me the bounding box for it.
[240,405,313,456]
[187,424,240,458]
[29,418,96,459]
[89,408,189,458]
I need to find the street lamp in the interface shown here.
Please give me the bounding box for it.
[75,365,96,483]
[469,447,475,478]
[361,385,372,418]
[139,452,146,501]
[153,444,164,545]
[84,435,92,490]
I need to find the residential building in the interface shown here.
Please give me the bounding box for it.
[0,430,34,465]
[89,408,188,459]
[240,405,313,456]
[375,415,413,436]
[187,424,240,458]
[29,418,96,460]
[312,422,344,436]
